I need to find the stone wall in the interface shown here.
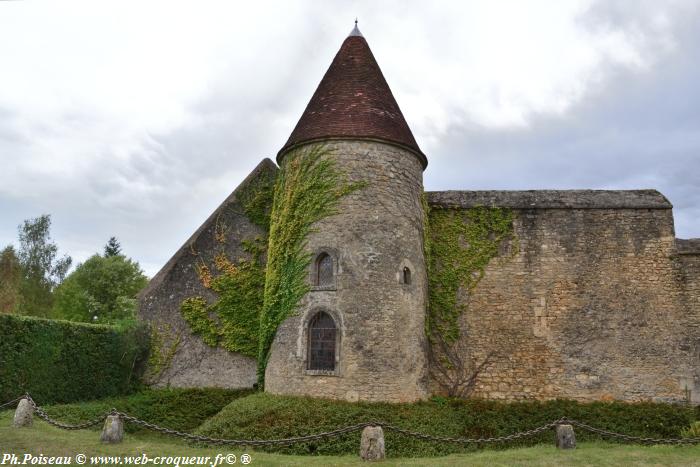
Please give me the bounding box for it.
[265,140,430,402]
[427,190,700,404]
[138,158,277,389]
[675,239,700,403]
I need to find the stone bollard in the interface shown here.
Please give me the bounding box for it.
[360,426,385,461]
[100,415,124,444]
[13,398,34,428]
[555,424,576,449]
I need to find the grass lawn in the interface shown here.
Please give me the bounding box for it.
[2,411,700,466]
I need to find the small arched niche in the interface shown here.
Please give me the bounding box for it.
[398,259,416,286]
[402,266,412,285]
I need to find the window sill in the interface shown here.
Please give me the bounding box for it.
[310,285,337,292]
[304,369,339,377]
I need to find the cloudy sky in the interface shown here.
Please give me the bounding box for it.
[1,0,699,277]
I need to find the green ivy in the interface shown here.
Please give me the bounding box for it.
[237,166,277,230]
[258,144,365,386]
[180,239,266,358]
[145,324,182,381]
[426,206,516,343]
[178,161,276,360]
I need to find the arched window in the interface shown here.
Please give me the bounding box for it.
[315,252,334,287]
[307,311,336,371]
[403,267,412,285]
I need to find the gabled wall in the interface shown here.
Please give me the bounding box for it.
[138,158,277,388]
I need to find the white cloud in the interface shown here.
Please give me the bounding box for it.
[0,0,699,275]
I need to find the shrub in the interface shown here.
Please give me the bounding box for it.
[196,393,697,457]
[42,388,254,433]
[682,421,700,438]
[0,314,148,404]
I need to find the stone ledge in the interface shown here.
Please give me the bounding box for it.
[426,189,672,210]
[676,238,700,255]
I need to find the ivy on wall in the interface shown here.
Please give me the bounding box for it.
[177,147,362,384]
[178,165,275,360]
[425,205,516,343]
[424,204,517,396]
[181,239,266,359]
[258,145,365,386]
[237,167,277,230]
[145,323,182,382]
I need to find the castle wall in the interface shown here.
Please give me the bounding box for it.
[138,159,277,389]
[675,239,700,403]
[427,191,700,404]
[265,140,430,402]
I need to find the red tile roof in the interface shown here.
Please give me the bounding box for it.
[277,29,427,169]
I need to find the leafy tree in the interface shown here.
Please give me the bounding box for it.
[52,254,148,324]
[0,246,22,314]
[104,237,122,257]
[17,215,72,316]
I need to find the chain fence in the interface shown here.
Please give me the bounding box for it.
[3,394,700,447]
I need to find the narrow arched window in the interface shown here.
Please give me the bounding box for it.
[307,311,336,371]
[403,267,412,285]
[316,252,333,286]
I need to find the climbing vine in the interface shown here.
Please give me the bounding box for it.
[426,205,516,343]
[237,166,276,229]
[179,165,275,360]
[258,144,365,386]
[425,204,517,397]
[181,238,266,358]
[146,324,182,382]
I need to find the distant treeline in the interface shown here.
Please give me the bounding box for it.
[0,214,148,325]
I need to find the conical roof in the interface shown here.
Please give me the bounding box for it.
[277,25,427,168]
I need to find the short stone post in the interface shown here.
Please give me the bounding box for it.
[360,426,385,461]
[555,424,576,449]
[13,398,34,428]
[100,414,124,444]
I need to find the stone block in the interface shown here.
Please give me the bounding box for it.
[12,398,33,428]
[100,415,124,444]
[555,424,576,449]
[360,426,385,461]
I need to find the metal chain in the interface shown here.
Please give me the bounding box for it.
[116,411,371,446]
[379,419,561,444]
[25,395,106,430]
[564,418,700,445]
[0,396,23,410]
[3,394,700,446]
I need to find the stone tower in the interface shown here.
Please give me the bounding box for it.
[264,24,430,403]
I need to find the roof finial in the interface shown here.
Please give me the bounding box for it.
[350,17,363,37]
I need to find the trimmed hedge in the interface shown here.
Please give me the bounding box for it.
[0,314,148,404]
[197,393,699,457]
[41,388,254,433]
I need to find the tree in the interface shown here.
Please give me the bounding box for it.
[17,215,72,316]
[104,237,122,257]
[52,254,148,324]
[0,246,22,314]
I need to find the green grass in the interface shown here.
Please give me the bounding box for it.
[196,392,698,457]
[1,411,700,466]
[39,388,254,433]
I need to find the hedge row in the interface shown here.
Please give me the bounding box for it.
[197,393,699,457]
[0,314,149,404]
[40,388,254,433]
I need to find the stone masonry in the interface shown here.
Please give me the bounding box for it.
[136,25,700,404]
[427,190,700,403]
[137,159,277,389]
[265,140,430,402]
